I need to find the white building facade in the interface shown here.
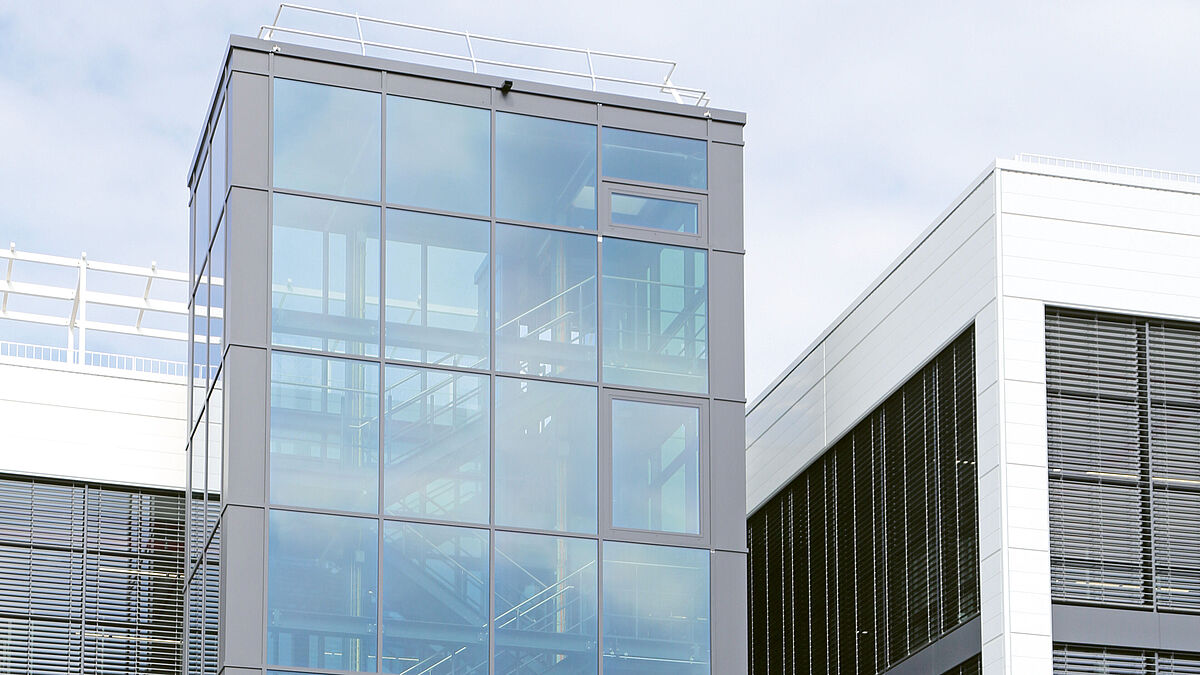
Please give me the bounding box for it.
[746,156,1200,674]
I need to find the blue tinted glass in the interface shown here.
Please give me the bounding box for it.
[496,112,596,230]
[193,155,210,289]
[384,365,489,524]
[387,96,489,216]
[602,128,706,189]
[208,219,224,372]
[603,543,709,673]
[602,238,707,393]
[495,225,597,381]
[381,521,488,673]
[272,193,380,357]
[192,277,208,398]
[270,352,379,513]
[495,532,597,673]
[211,105,226,229]
[612,399,700,534]
[385,210,489,368]
[274,78,381,200]
[611,193,699,234]
[495,378,597,533]
[268,510,378,672]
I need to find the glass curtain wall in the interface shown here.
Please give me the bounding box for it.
[261,78,716,675]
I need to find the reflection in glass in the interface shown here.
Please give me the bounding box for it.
[495,532,597,674]
[603,542,709,674]
[208,218,224,372]
[602,128,707,189]
[602,238,707,393]
[384,365,488,524]
[272,193,380,357]
[211,105,227,229]
[273,78,381,200]
[387,96,489,216]
[385,210,489,368]
[612,399,700,534]
[270,352,379,513]
[192,275,208,405]
[193,154,210,289]
[381,521,489,674]
[267,510,378,672]
[496,112,596,230]
[495,378,597,533]
[611,193,699,234]
[495,225,597,381]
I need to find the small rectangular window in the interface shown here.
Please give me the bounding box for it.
[602,127,706,190]
[611,192,700,234]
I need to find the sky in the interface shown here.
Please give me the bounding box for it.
[3,1,1200,399]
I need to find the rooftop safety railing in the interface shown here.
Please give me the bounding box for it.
[1014,154,1200,185]
[0,244,204,379]
[258,3,710,106]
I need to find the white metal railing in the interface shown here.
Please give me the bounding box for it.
[1014,154,1200,185]
[0,244,200,378]
[258,3,710,106]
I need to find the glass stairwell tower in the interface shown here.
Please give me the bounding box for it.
[185,18,747,675]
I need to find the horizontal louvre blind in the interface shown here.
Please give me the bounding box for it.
[0,474,189,674]
[1047,307,1200,613]
[748,328,977,674]
[1054,645,1200,674]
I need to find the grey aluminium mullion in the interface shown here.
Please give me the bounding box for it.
[262,58,275,672]
[595,104,606,675]
[489,82,497,675]
[378,75,387,671]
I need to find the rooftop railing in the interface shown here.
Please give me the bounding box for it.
[258,3,710,106]
[1014,153,1200,185]
[0,244,204,379]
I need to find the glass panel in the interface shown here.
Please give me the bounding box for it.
[387,96,489,216]
[494,378,597,533]
[602,128,706,189]
[602,238,707,393]
[272,193,380,357]
[193,154,210,288]
[385,210,489,368]
[211,105,227,229]
[270,352,379,513]
[267,510,378,672]
[273,78,381,200]
[495,532,597,674]
[381,521,489,674]
[495,224,597,381]
[496,112,596,230]
[384,365,489,524]
[192,274,208,407]
[611,193,699,234]
[612,399,700,534]
[208,218,224,372]
[603,542,709,674]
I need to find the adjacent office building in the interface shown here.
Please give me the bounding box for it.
[746,156,1200,674]
[187,14,747,675]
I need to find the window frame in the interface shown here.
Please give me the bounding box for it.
[600,389,709,547]
[599,181,708,247]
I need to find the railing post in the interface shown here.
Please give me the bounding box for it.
[465,31,478,73]
[77,253,87,366]
[586,49,596,91]
[354,13,366,55]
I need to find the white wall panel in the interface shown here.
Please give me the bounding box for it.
[0,359,187,489]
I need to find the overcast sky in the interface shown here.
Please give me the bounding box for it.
[3,1,1199,399]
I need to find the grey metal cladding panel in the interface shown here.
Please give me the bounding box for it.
[709,251,746,402]
[1159,611,1200,652]
[494,90,598,123]
[222,345,267,508]
[1052,604,1200,652]
[709,120,743,145]
[599,105,707,138]
[230,46,268,74]
[272,54,382,91]
[385,72,490,107]
[229,72,268,190]
[708,142,744,253]
[220,505,265,669]
[218,668,264,675]
[710,551,748,674]
[883,617,981,675]
[710,399,747,550]
[225,187,269,349]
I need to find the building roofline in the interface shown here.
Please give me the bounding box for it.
[748,154,1200,416]
[189,34,746,187]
